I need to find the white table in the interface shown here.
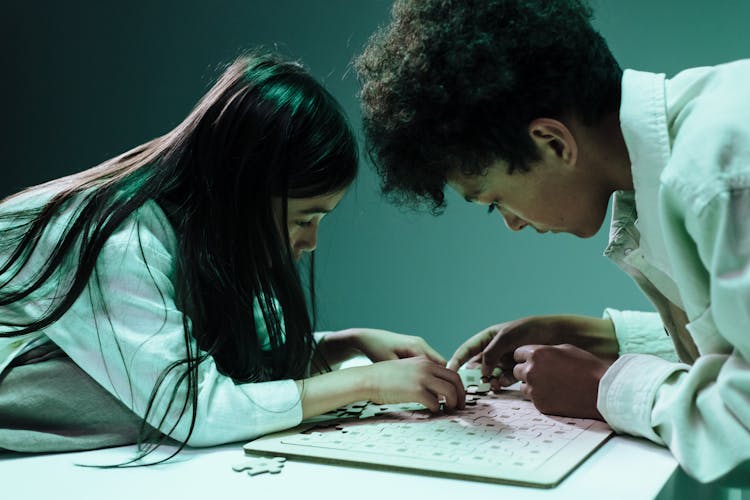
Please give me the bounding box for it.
[3,434,678,500]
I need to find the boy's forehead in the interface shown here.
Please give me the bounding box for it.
[446,169,487,199]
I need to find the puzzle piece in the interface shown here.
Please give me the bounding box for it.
[458,367,491,394]
[358,401,426,419]
[233,456,286,476]
[465,395,480,406]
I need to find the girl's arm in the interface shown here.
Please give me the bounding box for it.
[39,202,463,446]
[297,355,464,418]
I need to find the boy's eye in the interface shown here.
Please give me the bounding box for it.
[487,203,497,214]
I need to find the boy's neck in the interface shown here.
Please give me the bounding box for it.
[576,111,633,194]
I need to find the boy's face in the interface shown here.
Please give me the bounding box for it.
[446,157,611,238]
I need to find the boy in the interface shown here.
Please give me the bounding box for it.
[355,0,750,483]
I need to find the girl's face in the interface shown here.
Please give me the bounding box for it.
[274,188,348,260]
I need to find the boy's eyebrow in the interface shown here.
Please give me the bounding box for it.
[464,188,483,203]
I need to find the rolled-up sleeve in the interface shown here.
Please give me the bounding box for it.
[603,308,678,361]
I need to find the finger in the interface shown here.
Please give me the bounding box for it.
[513,344,543,363]
[446,329,496,371]
[447,342,479,371]
[420,344,447,366]
[465,353,483,369]
[512,361,529,383]
[519,382,532,400]
[431,366,466,409]
[479,330,511,367]
[427,377,462,410]
[497,372,517,387]
[415,388,441,412]
[481,357,509,380]
[445,358,461,371]
[480,335,519,377]
[489,377,504,392]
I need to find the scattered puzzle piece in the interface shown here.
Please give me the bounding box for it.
[233,456,287,476]
[459,367,492,394]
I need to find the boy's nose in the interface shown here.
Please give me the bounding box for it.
[500,211,527,231]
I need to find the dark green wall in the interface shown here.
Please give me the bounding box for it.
[5,1,749,357]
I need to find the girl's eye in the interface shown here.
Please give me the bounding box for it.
[295,220,313,227]
[487,203,497,214]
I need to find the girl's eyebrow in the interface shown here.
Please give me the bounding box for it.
[298,206,333,215]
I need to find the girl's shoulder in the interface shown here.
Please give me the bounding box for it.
[107,198,179,260]
[1,184,179,275]
[3,183,175,243]
[90,198,181,294]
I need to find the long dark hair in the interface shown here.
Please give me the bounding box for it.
[0,52,358,461]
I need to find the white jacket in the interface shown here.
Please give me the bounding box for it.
[0,188,303,446]
[598,61,750,482]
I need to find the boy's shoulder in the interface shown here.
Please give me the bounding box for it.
[662,59,750,210]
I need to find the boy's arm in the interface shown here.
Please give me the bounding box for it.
[598,187,750,483]
[602,309,678,361]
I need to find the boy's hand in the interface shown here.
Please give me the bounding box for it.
[446,315,618,388]
[513,344,610,419]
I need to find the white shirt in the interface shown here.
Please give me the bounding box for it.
[598,60,750,482]
[0,188,303,446]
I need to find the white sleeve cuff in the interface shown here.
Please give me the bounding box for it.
[597,353,687,442]
[188,377,303,447]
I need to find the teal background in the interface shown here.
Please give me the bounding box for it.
[4,1,749,358]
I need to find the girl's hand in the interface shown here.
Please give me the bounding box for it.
[350,328,447,365]
[317,328,447,367]
[362,356,465,412]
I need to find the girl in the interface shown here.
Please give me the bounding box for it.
[0,52,464,459]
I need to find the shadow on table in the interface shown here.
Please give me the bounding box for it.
[655,461,750,500]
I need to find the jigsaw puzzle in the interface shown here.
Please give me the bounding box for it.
[243,382,613,488]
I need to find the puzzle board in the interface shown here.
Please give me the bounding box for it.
[243,389,612,488]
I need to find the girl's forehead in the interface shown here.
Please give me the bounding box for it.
[288,189,348,214]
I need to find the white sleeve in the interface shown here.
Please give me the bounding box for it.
[597,309,687,448]
[603,308,678,362]
[43,204,302,446]
[600,185,750,482]
[650,186,750,482]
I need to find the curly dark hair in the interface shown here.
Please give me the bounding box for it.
[356,0,622,212]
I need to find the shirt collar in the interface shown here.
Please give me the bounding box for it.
[618,69,673,274]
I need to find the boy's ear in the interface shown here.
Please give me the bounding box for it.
[528,118,578,166]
